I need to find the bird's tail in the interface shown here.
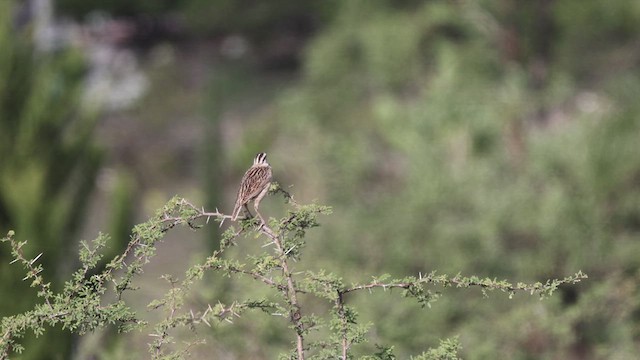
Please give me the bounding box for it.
[231,202,242,221]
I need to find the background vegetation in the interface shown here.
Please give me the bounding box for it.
[1,0,640,358]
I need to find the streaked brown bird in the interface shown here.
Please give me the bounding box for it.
[231,152,272,223]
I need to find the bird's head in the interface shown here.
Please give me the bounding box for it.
[253,152,268,166]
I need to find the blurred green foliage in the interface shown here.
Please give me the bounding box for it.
[249,1,640,358]
[0,0,99,297]
[0,1,133,359]
[0,3,101,359]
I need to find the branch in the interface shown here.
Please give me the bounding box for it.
[257,219,306,359]
[342,271,588,304]
[145,189,316,359]
[2,231,52,307]
[335,292,349,359]
[1,192,584,359]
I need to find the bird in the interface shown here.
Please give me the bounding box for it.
[231,152,273,223]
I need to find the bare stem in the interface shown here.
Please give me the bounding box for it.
[335,292,348,359]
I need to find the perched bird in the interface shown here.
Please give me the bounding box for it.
[231,152,273,222]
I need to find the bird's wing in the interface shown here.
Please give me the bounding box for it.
[235,167,270,205]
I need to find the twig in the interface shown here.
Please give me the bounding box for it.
[342,271,588,296]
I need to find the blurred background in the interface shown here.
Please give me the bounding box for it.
[1,0,640,358]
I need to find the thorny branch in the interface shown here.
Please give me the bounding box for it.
[335,292,349,360]
[148,186,308,359]
[341,271,588,296]
[255,186,307,360]
[331,270,587,357]
[3,232,52,308]
[261,226,305,359]
[1,187,587,360]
